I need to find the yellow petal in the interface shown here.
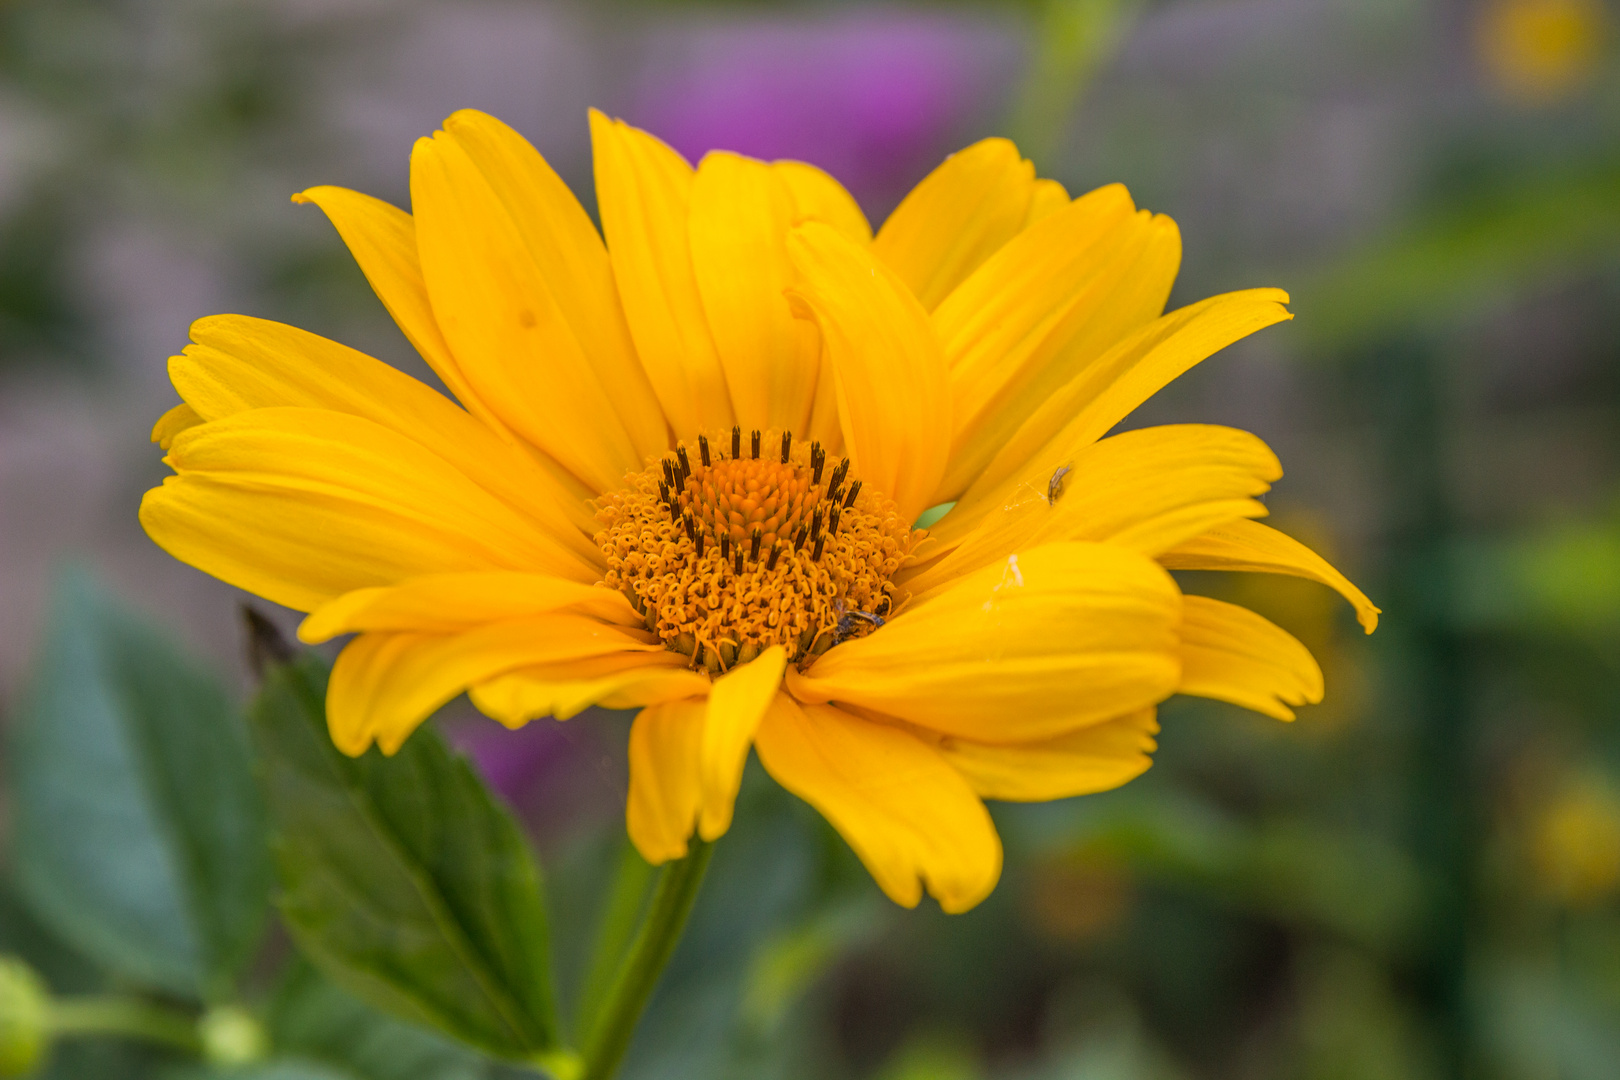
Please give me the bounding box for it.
[698,645,787,840]
[934,186,1182,499]
[926,709,1158,801]
[1023,178,1070,226]
[142,408,597,613]
[328,615,662,755]
[871,137,1038,310]
[1178,595,1323,721]
[169,314,599,543]
[754,696,1002,913]
[769,162,868,448]
[901,424,1278,599]
[590,110,734,437]
[291,186,492,429]
[439,110,669,463]
[788,541,1181,742]
[785,221,950,523]
[471,652,708,726]
[773,160,872,243]
[627,698,708,864]
[411,129,644,493]
[1159,518,1380,633]
[151,402,202,449]
[299,572,641,643]
[689,153,817,433]
[937,288,1292,546]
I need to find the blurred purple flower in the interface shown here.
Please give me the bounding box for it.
[627,10,1019,209]
[451,712,627,846]
[453,718,574,804]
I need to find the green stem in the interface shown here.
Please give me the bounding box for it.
[581,839,715,1080]
[49,996,201,1053]
[574,839,656,1044]
[1006,0,1140,169]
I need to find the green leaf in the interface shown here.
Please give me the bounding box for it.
[266,960,490,1080]
[248,655,566,1065]
[9,568,270,999]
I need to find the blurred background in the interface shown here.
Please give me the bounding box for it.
[1,0,1618,1077]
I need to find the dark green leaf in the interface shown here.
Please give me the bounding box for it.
[267,960,490,1080]
[9,568,270,999]
[248,656,565,1065]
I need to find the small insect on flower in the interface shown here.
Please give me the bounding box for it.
[1047,465,1072,506]
[833,598,886,644]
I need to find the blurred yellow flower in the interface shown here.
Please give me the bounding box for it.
[1531,775,1620,905]
[1477,0,1610,104]
[140,109,1378,912]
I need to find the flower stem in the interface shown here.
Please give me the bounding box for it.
[49,996,201,1052]
[581,839,714,1080]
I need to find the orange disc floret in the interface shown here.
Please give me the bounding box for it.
[595,427,920,673]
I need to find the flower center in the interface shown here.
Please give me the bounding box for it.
[595,427,919,673]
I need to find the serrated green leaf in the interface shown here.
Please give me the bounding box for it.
[248,656,564,1064]
[9,568,269,999]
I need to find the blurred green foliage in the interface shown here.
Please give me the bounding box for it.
[9,570,268,1002]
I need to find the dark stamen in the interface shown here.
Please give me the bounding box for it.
[695,533,705,558]
[811,443,825,483]
[683,512,697,543]
[676,445,691,478]
[811,535,826,561]
[721,534,731,560]
[830,458,850,490]
[733,548,744,575]
[780,431,791,464]
[828,507,841,535]
[668,500,680,524]
[731,426,741,459]
[843,480,862,508]
[658,480,670,505]
[810,508,823,543]
[826,483,843,506]
[698,435,711,467]
[750,526,763,561]
[750,429,761,460]
[662,458,676,489]
[766,542,782,570]
[793,526,808,550]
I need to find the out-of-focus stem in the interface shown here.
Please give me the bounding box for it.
[49,996,201,1052]
[580,839,714,1080]
[1007,0,1141,169]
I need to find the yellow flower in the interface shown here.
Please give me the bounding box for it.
[1531,774,1620,906]
[140,110,1379,913]
[1477,0,1610,104]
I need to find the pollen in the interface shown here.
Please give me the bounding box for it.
[595,428,920,673]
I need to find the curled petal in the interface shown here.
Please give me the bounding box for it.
[754,696,1001,913]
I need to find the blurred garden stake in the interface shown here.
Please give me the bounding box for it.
[1476,0,1612,104]
[135,104,1377,1077]
[1007,0,1142,170]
